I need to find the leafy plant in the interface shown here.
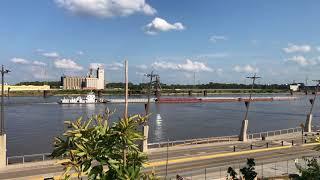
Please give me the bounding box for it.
[295,158,320,180]
[51,109,156,179]
[226,167,239,180]
[239,158,257,180]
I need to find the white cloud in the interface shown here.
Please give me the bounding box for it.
[216,68,223,75]
[152,59,213,72]
[144,17,185,35]
[54,0,156,18]
[54,59,83,71]
[283,43,311,53]
[90,63,104,69]
[285,55,316,66]
[30,66,47,79]
[209,35,227,43]
[32,61,47,66]
[105,62,124,71]
[233,65,259,73]
[10,58,30,64]
[42,52,60,58]
[136,64,148,70]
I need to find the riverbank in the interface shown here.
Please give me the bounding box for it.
[1,88,289,97]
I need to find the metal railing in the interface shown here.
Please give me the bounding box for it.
[247,127,302,140]
[7,153,51,165]
[148,127,303,149]
[148,135,239,148]
[163,157,319,179]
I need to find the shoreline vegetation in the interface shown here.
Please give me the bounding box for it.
[4,81,291,97]
[2,89,290,97]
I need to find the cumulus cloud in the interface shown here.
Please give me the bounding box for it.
[54,59,83,71]
[209,35,227,43]
[144,17,185,35]
[152,59,213,72]
[32,61,47,66]
[90,63,104,69]
[233,65,259,73]
[42,52,60,58]
[54,0,156,18]
[105,62,124,71]
[285,55,316,66]
[283,43,311,53]
[30,66,47,79]
[10,58,30,64]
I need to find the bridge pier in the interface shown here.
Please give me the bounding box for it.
[142,125,149,153]
[203,90,207,96]
[305,114,312,132]
[7,88,10,98]
[0,134,6,168]
[239,119,248,142]
[43,90,48,98]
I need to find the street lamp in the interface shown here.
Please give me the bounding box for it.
[1,65,10,135]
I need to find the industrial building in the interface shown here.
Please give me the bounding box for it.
[61,67,105,90]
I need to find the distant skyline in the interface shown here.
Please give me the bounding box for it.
[1,0,320,85]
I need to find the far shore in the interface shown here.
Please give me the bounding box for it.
[0,88,297,97]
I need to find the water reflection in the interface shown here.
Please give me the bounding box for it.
[154,114,163,141]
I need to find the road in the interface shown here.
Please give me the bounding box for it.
[0,138,319,179]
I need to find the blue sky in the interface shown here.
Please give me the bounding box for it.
[2,0,320,85]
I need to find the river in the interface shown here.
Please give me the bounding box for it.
[4,94,318,156]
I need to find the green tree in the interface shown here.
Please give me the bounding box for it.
[239,158,257,180]
[295,158,320,180]
[226,167,239,180]
[50,109,157,180]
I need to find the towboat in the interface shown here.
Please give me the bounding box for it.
[59,92,99,104]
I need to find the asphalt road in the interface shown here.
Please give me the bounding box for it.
[0,139,318,179]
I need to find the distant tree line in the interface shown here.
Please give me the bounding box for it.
[16,81,289,90]
[16,81,61,88]
[107,82,289,90]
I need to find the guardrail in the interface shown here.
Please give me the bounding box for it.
[148,127,305,149]
[247,127,302,140]
[7,153,51,165]
[148,135,239,148]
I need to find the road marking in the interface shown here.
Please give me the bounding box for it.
[144,143,320,167]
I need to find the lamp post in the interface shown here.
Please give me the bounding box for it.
[0,65,10,168]
[239,73,261,141]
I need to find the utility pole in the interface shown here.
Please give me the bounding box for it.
[304,80,320,133]
[0,65,10,168]
[145,71,158,116]
[1,65,10,135]
[239,73,261,141]
[142,71,158,153]
[124,60,128,119]
[123,60,128,166]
